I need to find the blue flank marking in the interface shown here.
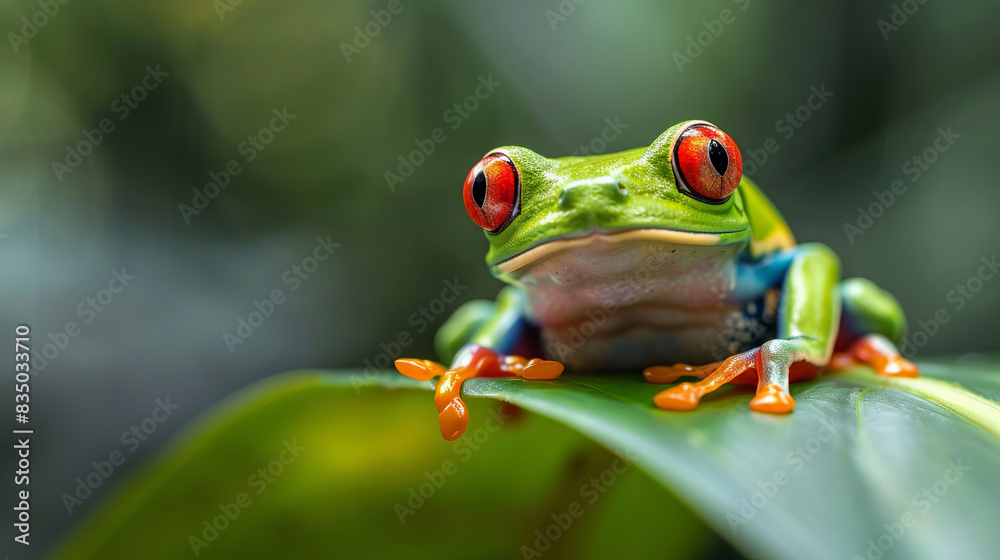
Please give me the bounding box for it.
[731,248,800,302]
[492,315,526,354]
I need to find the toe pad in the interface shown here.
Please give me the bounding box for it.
[654,382,701,411]
[750,384,796,414]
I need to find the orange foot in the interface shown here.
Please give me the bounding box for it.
[648,349,762,412]
[828,334,918,378]
[395,345,563,441]
[646,347,799,414]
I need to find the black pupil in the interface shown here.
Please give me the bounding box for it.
[472,171,487,208]
[708,139,728,176]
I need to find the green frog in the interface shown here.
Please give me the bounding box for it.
[396,120,917,441]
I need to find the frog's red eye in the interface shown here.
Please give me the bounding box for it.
[671,123,742,204]
[463,153,520,233]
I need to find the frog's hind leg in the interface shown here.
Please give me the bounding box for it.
[828,278,918,378]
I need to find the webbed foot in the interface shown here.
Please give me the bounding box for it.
[646,338,828,414]
[828,334,918,378]
[395,345,563,440]
[647,349,759,412]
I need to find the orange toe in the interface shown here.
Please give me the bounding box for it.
[438,398,469,441]
[644,363,719,384]
[654,382,701,411]
[644,365,686,384]
[873,355,919,378]
[395,358,444,381]
[827,352,858,373]
[521,359,564,380]
[848,335,919,378]
[750,384,796,413]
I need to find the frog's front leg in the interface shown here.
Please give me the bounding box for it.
[395,287,562,440]
[652,243,842,413]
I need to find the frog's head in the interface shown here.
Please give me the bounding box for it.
[462,121,752,279]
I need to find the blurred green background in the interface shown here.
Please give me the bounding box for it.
[2,0,1000,556]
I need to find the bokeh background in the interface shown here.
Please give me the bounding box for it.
[2,0,999,557]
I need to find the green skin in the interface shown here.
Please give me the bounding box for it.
[435,120,907,395]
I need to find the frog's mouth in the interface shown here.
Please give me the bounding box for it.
[493,227,745,275]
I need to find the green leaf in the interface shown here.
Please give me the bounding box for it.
[57,374,711,560]
[59,362,1000,560]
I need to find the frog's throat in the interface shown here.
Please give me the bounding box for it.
[494,227,745,274]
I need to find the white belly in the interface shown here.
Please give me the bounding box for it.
[509,235,767,371]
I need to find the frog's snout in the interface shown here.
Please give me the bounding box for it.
[558,176,628,209]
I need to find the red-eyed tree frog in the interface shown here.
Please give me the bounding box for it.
[396,121,918,441]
